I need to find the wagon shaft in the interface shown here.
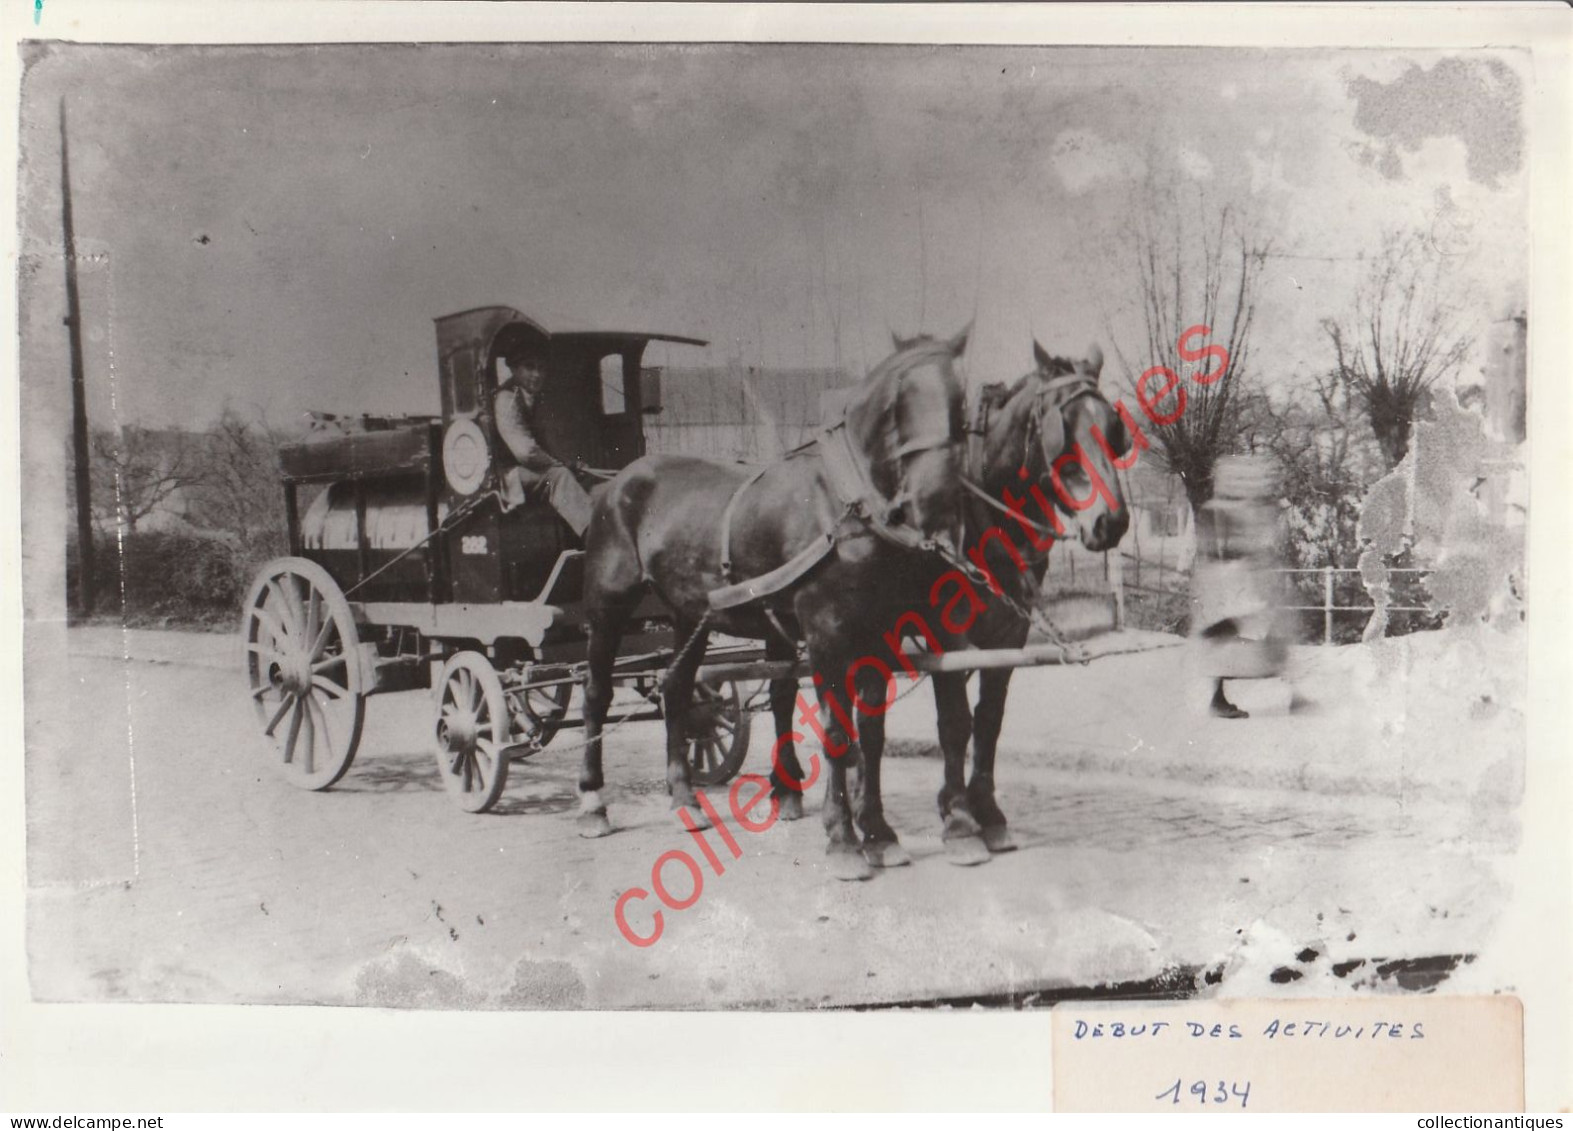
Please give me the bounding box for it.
[691,632,1183,684]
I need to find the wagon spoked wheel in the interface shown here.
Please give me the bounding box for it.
[508,681,573,755]
[435,652,511,813]
[243,557,366,791]
[684,678,752,788]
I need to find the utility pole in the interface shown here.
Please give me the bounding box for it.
[61,98,95,613]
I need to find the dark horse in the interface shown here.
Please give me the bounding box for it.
[757,337,1133,864]
[578,328,971,880]
[926,339,1132,863]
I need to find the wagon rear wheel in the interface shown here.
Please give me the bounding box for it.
[684,678,752,788]
[243,557,366,791]
[435,651,511,813]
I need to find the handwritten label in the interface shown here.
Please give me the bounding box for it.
[1154,1078,1253,1109]
[1052,996,1522,1112]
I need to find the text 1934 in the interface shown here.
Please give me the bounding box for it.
[1154,1078,1252,1109]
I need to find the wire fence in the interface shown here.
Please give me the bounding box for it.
[1107,560,1440,644]
[1275,566,1438,644]
[1031,544,1444,645]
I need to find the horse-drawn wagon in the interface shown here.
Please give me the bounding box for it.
[242,306,759,811]
[243,304,1169,864]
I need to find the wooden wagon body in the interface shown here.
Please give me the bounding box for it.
[243,306,765,809]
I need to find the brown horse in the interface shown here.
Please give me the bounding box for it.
[928,340,1132,863]
[577,328,972,880]
[759,338,1133,864]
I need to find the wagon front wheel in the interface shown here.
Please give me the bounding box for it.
[243,557,366,791]
[684,678,752,789]
[435,652,511,813]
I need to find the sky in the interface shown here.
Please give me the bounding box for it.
[17,43,1528,432]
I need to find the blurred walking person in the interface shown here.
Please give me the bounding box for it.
[1190,455,1294,719]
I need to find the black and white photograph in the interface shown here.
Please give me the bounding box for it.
[4,1,1569,1114]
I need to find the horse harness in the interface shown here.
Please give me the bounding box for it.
[952,368,1111,662]
[707,374,959,613]
[960,370,1103,546]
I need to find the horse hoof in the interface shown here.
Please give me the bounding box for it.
[776,792,805,822]
[944,835,991,866]
[577,811,614,839]
[672,798,710,829]
[941,811,982,842]
[828,847,874,882]
[863,840,911,869]
[981,825,1018,854]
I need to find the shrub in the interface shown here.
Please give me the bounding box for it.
[68,529,246,628]
[1123,585,1191,636]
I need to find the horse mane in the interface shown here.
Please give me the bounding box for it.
[980,351,1078,414]
[860,335,954,388]
[1035,353,1079,378]
[847,337,961,424]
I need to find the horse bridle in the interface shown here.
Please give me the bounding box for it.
[961,369,1109,542]
[1024,372,1104,470]
[878,365,965,526]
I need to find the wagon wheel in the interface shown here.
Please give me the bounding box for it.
[684,678,752,789]
[434,652,511,813]
[243,557,366,791]
[506,681,573,755]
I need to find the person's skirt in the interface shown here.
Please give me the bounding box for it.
[1190,560,1291,679]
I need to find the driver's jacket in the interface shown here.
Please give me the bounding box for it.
[493,379,561,475]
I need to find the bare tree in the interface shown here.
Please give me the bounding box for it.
[1323,230,1474,469]
[187,407,289,554]
[1112,187,1271,514]
[87,426,201,533]
[1263,366,1382,570]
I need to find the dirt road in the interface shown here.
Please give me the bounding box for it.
[25,624,1520,1008]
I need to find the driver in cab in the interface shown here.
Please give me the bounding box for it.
[493,341,595,540]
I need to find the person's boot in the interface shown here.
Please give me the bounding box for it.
[1210,681,1249,719]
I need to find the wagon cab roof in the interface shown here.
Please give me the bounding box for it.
[434,305,707,354]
